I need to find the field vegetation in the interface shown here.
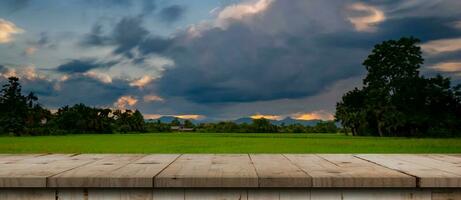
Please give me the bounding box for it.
[0,133,460,153]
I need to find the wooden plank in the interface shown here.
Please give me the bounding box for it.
[185,189,247,200]
[284,154,414,187]
[153,189,184,200]
[101,154,180,187]
[248,190,278,200]
[0,189,55,200]
[342,189,431,200]
[432,190,461,200]
[56,189,85,200]
[357,154,461,188]
[425,155,461,165]
[394,155,461,176]
[155,154,258,188]
[279,190,309,200]
[310,189,342,200]
[0,155,102,187]
[0,154,44,164]
[250,154,311,187]
[88,189,153,200]
[12,154,77,164]
[48,155,144,187]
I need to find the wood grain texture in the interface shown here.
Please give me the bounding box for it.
[284,154,415,187]
[392,155,461,176]
[155,154,258,188]
[0,189,55,200]
[431,190,461,200]
[425,155,461,165]
[0,154,102,187]
[47,155,144,187]
[356,154,461,187]
[250,154,311,187]
[1,154,461,189]
[91,154,179,187]
[185,189,247,200]
[0,154,43,164]
[248,190,278,200]
[153,189,184,200]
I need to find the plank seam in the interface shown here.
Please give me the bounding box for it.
[314,154,341,167]
[281,154,314,182]
[247,154,261,187]
[353,155,420,188]
[45,154,105,187]
[152,154,183,188]
[393,155,461,177]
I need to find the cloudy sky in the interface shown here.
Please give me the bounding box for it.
[1,0,461,121]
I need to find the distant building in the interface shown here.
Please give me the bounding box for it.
[170,125,194,132]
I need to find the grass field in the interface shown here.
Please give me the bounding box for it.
[0,133,460,153]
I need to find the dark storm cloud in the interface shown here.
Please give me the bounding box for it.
[142,0,157,16]
[43,75,130,107]
[56,59,116,73]
[80,24,111,46]
[81,16,172,58]
[78,0,461,105]
[112,17,149,57]
[0,65,6,73]
[158,5,186,23]
[0,73,137,108]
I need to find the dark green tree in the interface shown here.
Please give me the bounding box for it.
[336,37,461,137]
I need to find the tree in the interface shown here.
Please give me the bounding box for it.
[336,37,461,137]
[171,118,181,126]
[0,77,29,134]
[184,120,194,128]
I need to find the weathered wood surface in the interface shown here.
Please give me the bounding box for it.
[0,154,460,188]
[249,154,311,187]
[155,154,258,187]
[284,154,415,187]
[356,154,461,187]
[1,189,459,200]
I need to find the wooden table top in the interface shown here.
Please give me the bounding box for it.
[0,154,460,188]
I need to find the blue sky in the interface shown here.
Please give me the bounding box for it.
[1,0,461,121]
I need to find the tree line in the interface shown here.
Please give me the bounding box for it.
[0,77,146,136]
[147,118,339,133]
[0,77,338,136]
[335,37,461,137]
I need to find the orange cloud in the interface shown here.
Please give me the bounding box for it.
[0,18,23,43]
[250,113,282,120]
[130,75,153,88]
[24,47,37,55]
[347,3,385,32]
[83,71,112,83]
[143,95,164,102]
[292,110,334,121]
[430,62,461,73]
[421,38,461,54]
[143,114,163,120]
[143,114,204,120]
[115,96,138,110]
[174,115,204,120]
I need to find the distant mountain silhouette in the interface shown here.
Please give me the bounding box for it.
[146,116,326,126]
[233,117,322,126]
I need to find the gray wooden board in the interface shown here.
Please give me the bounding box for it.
[284,154,415,187]
[249,154,311,187]
[47,154,144,187]
[0,154,103,187]
[155,154,258,188]
[356,154,461,187]
[0,154,44,164]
